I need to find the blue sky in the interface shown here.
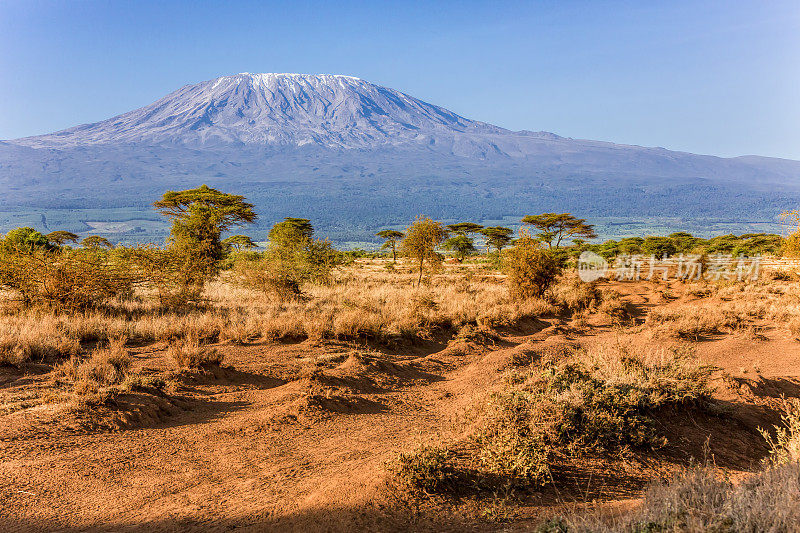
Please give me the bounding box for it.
[1,0,798,159]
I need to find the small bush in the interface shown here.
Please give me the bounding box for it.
[760,398,800,465]
[504,233,561,299]
[124,245,206,308]
[646,306,744,340]
[543,462,800,532]
[235,238,339,299]
[0,322,80,366]
[394,445,461,494]
[167,338,224,369]
[472,342,712,489]
[550,275,599,312]
[53,337,133,405]
[627,462,800,533]
[474,391,552,485]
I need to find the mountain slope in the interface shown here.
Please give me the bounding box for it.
[1,73,800,242]
[12,73,505,149]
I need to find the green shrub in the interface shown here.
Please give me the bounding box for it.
[235,235,340,298]
[475,391,551,485]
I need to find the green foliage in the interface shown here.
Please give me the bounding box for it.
[534,518,569,533]
[375,229,404,262]
[223,234,257,252]
[480,226,513,254]
[590,232,783,259]
[45,231,79,247]
[81,235,113,249]
[783,232,800,258]
[2,227,50,252]
[0,247,135,310]
[236,218,340,298]
[521,213,597,248]
[641,236,677,257]
[123,245,209,308]
[475,390,551,485]
[473,347,712,490]
[446,222,484,235]
[154,185,257,279]
[443,235,476,261]
[503,233,561,299]
[268,217,314,248]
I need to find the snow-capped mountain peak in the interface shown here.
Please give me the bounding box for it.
[14,73,504,149]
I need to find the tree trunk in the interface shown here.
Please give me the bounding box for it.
[417,258,424,286]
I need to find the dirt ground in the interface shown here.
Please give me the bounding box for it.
[2,277,799,532]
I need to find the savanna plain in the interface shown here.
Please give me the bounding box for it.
[1,204,800,532]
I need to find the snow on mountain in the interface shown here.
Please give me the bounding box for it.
[12,73,507,149]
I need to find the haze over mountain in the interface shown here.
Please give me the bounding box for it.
[2,73,799,243]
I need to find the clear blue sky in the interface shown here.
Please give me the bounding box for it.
[1,0,798,159]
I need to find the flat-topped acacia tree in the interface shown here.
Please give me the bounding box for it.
[376,230,404,262]
[480,226,513,254]
[154,185,257,277]
[521,213,596,248]
[446,222,484,236]
[81,235,113,249]
[443,235,476,262]
[268,218,313,249]
[223,234,257,252]
[46,231,79,247]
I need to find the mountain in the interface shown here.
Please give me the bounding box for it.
[14,73,505,149]
[2,73,800,243]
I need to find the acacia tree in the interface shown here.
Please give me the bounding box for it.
[154,184,257,278]
[479,226,513,254]
[504,232,561,299]
[400,217,449,286]
[446,222,484,236]
[82,235,113,249]
[444,223,482,261]
[375,230,404,262]
[521,213,596,248]
[780,210,800,257]
[46,231,79,247]
[268,217,313,249]
[223,234,257,252]
[443,235,476,262]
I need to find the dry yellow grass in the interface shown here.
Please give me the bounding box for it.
[645,279,800,340]
[53,336,134,406]
[0,261,555,358]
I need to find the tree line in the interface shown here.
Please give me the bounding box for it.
[0,185,792,310]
